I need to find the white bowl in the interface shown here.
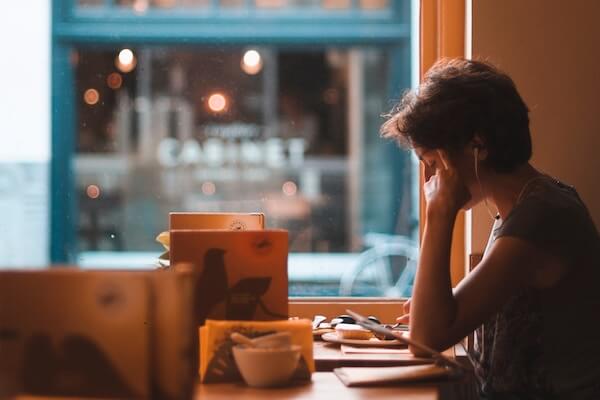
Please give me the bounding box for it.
[251,332,293,349]
[232,345,301,388]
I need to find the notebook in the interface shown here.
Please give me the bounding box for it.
[334,365,452,387]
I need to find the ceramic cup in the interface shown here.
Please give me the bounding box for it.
[232,344,301,388]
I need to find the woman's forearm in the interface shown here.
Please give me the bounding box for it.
[409,209,458,353]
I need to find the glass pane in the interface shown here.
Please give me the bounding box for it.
[322,0,351,9]
[78,0,106,6]
[74,46,416,296]
[360,0,387,9]
[116,0,135,8]
[220,0,245,8]
[287,0,320,7]
[152,0,179,8]
[179,0,211,6]
[115,0,148,12]
[255,0,288,8]
[114,0,193,11]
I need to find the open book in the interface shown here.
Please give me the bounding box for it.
[332,310,469,387]
[345,309,467,372]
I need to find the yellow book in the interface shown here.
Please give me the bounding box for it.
[156,212,266,264]
[199,319,314,383]
[169,212,265,231]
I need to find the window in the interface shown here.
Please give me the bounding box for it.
[52,0,417,297]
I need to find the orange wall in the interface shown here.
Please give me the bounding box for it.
[470,0,600,251]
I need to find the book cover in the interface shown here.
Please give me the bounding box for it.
[156,212,266,265]
[0,270,151,398]
[149,266,197,400]
[170,229,289,326]
[169,212,265,231]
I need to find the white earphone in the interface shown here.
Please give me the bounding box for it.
[473,145,500,220]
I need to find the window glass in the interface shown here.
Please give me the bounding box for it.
[74,45,417,297]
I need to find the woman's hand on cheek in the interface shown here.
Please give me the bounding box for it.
[423,150,471,218]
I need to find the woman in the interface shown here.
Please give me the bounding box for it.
[381,58,600,399]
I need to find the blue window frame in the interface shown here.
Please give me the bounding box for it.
[51,0,412,264]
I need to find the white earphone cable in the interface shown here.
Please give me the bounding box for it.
[474,148,500,220]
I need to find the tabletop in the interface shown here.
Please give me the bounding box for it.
[196,341,476,400]
[12,341,476,400]
[195,372,441,400]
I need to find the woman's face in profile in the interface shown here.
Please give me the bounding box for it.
[414,145,484,210]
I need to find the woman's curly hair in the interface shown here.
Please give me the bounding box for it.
[381,58,531,173]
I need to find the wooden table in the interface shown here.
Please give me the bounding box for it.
[197,341,476,400]
[14,343,476,400]
[196,372,443,400]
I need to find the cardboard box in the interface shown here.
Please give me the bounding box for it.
[170,229,289,326]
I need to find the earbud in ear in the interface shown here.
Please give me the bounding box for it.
[474,146,479,160]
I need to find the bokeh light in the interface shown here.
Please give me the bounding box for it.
[201,181,216,195]
[133,0,149,13]
[282,181,298,196]
[207,93,227,113]
[241,49,263,75]
[106,72,123,90]
[86,184,101,199]
[83,88,100,105]
[115,49,137,73]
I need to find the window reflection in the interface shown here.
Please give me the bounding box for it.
[74,45,416,296]
[76,48,354,252]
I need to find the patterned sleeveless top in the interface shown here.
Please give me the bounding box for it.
[469,177,600,400]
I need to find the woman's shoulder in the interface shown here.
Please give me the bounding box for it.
[495,175,599,263]
[524,175,584,207]
[500,175,589,228]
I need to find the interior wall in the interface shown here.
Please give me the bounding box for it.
[469,0,600,253]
